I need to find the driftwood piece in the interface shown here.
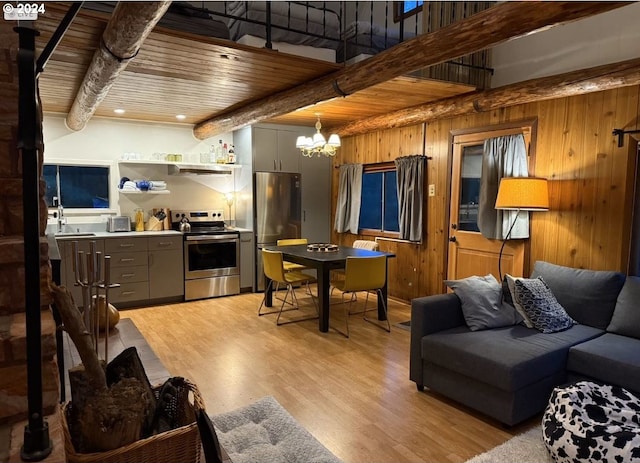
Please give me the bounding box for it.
[52,283,106,391]
[52,283,153,452]
[75,377,152,452]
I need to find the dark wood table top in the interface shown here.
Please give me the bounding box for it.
[262,244,395,263]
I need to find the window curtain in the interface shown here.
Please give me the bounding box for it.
[395,155,426,241]
[334,163,363,234]
[478,134,529,240]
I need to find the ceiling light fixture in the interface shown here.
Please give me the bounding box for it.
[176,114,186,120]
[295,113,340,158]
[113,108,125,114]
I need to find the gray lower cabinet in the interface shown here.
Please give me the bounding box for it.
[57,234,184,309]
[148,236,183,299]
[105,237,150,305]
[239,231,254,291]
[58,239,105,308]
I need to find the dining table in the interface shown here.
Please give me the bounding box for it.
[261,244,395,332]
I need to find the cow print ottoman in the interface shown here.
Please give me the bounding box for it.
[542,381,640,462]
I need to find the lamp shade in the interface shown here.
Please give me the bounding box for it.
[495,177,549,211]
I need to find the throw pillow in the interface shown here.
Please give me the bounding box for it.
[503,274,533,328]
[513,277,577,333]
[445,274,521,331]
[607,276,640,339]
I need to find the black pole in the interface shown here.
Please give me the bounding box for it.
[15,22,53,461]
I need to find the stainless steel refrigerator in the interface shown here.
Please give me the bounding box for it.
[254,172,302,290]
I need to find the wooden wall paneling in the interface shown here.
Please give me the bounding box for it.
[610,86,640,269]
[586,90,613,270]
[333,85,640,302]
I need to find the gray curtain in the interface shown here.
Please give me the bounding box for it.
[478,134,529,240]
[395,155,426,241]
[334,163,363,234]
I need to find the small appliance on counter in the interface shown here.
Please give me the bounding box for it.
[106,216,131,232]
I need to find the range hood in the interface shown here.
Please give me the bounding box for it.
[168,163,234,175]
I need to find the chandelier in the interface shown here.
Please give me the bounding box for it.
[295,114,341,157]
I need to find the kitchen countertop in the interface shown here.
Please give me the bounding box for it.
[52,230,182,240]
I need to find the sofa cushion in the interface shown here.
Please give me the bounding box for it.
[607,276,640,339]
[421,324,603,392]
[513,277,576,334]
[531,261,626,329]
[568,333,640,394]
[444,275,520,331]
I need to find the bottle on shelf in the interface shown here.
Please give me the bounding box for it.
[223,143,229,163]
[216,139,225,164]
[135,208,145,232]
[227,144,236,164]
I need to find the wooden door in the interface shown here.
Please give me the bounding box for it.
[447,128,532,282]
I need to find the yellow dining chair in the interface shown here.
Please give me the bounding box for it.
[330,255,390,338]
[330,239,379,295]
[276,238,313,296]
[258,249,318,326]
[277,238,310,272]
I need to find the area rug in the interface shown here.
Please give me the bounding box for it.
[211,396,342,463]
[394,320,411,331]
[465,426,552,463]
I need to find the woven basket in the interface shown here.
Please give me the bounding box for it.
[61,378,204,463]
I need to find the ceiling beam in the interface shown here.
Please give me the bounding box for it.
[335,57,640,136]
[193,1,629,139]
[65,1,171,131]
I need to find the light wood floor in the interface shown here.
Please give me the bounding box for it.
[121,288,538,463]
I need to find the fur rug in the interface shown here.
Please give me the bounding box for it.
[211,396,342,463]
[465,426,553,463]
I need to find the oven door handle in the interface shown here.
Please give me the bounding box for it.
[185,234,239,242]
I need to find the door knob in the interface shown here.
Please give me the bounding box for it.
[449,236,457,242]
[452,223,458,230]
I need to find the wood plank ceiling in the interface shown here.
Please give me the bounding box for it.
[33,3,475,132]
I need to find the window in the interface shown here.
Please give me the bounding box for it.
[44,164,111,209]
[359,166,399,233]
[394,1,424,22]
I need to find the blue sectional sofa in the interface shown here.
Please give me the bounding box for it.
[409,261,640,426]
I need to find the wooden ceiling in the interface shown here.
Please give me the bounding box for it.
[34,3,475,132]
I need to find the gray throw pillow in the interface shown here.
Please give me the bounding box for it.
[607,276,640,339]
[513,277,577,333]
[445,274,521,331]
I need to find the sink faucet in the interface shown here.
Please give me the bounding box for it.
[53,196,66,233]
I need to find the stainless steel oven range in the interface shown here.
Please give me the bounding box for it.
[172,209,240,301]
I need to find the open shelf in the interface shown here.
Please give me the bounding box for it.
[118,189,170,195]
[118,160,241,175]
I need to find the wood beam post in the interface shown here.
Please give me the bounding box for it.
[193,1,629,139]
[336,57,640,136]
[65,1,171,131]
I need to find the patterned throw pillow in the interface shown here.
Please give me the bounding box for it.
[513,277,576,333]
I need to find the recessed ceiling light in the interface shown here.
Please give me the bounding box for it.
[176,114,186,120]
[114,108,125,114]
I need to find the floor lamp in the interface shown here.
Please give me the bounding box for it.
[494,177,549,280]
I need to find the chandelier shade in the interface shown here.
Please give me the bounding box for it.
[296,114,340,157]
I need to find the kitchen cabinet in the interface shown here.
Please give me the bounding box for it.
[300,154,331,243]
[252,127,300,173]
[57,233,184,309]
[239,231,254,291]
[58,238,105,308]
[148,236,183,299]
[105,237,150,305]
